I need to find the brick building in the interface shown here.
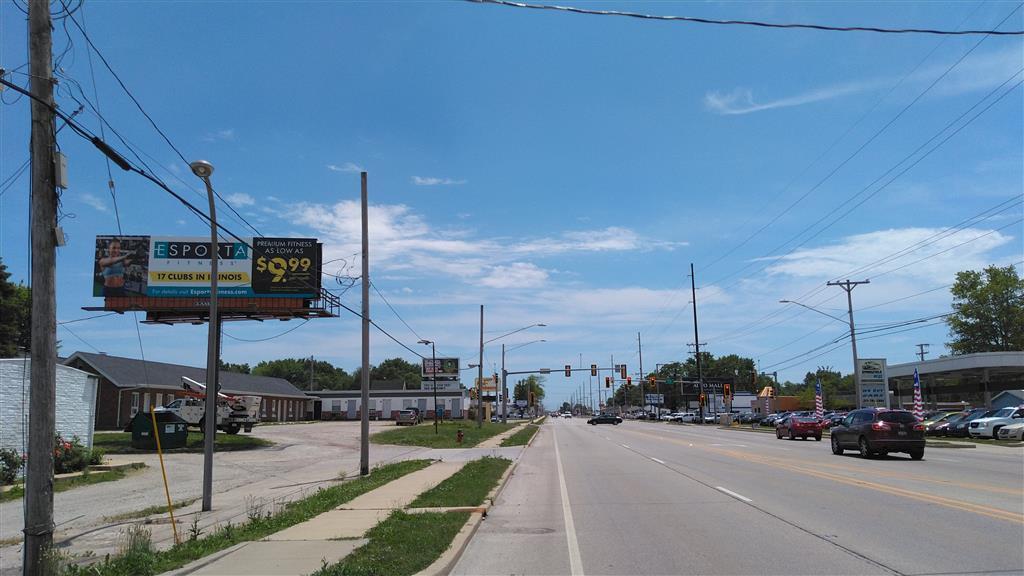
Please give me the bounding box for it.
[63,352,312,430]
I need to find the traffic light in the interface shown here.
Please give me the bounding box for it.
[591,364,598,377]
[529,391,536,406]
[620,364,627,379]
[723,383,731,399]
[470,388,477,400]
[699,393,706,407]
[648,375,656,390]
[605,376,611,388]
[565,364,572,377]
[626,376,632,386]
[768,386,776,398]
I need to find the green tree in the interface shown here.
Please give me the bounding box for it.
[371,357,422,388]
[513,375,545,403]
[946,265,1024,354]
[252,358,354,390]
[0,259,31,358]
[218,360,251,374]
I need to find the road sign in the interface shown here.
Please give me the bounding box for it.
[645,394,664,404]
[540,368,551,374]
[516,400,527,408]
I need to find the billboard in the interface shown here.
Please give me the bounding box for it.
[422,357,460,378]
[858,358,890,408]
[93,236,320,298]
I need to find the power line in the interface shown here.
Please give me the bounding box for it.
[223,319,310,342]
[370,281,423,342]
[468,0,1024,35]
[58,312,117,325]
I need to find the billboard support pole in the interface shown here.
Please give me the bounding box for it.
[360,172,371,476]
[191,160,219,512]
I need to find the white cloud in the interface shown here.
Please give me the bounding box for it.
[80,193,108,212]
[411,176,466,186]
[224,192,255,207]
[704,82,873,115]
[764,227,1016,283]
[176,219,187,225]
[327,162,364,173]
[480,263,550,288]
[202,129,236,142]
[267,195,281,202]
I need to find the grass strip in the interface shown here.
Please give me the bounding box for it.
[371,421,516,448]
[314,510,470,576]
[92,432,271,454]
[59,459,432,576]
[500,424,538,447]
[0,464,146,504]
[103,498,199,522]
[410,457,511,508]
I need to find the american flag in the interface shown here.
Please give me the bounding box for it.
[814,378,823,419]
[913,368,924,420]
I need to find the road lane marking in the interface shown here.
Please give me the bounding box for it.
[650,457,666,464]
[552,428,584,576]
[715,486,752,502]
[621,444,631,449]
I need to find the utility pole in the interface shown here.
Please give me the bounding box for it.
[637,332,644,415]
[359,172,370,475]
[690,263,705,423]
[477,305,484,428]
[24,0,57,571]
[309,355,315,391]
[827,279,869,409]
[916,343,930,362]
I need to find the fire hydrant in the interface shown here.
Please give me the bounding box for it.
[456,429,465,444]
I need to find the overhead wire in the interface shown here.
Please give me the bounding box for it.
[468,0,1024,35]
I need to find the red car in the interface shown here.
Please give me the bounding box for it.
[776,416,825,441]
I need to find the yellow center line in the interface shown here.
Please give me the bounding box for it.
[618,427,1024,525]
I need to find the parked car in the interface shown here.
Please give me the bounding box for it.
[673,412,698,423]
[921,411,959,431]
[996,421,1024,441]
[588,413,622,425]
[946,408,993,437]
[776,416,825,441]
[395,408,422,426]
[968,406,1024,439]
[925,411,967,436]
[931,412,968,436]
[830,408,925,460]
[826,413,848,427]
[702,413,718,424]
[764,412,790,427]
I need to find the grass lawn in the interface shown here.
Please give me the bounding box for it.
[313,511,469,576]
[500,424,539,447]
[371,421,517,448]
[103,498,199,522]
[56,460,432,576]
[410,457,511,508]
[93,432,271,454]
[1,464,146,504]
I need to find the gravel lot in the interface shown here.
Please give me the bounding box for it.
[0,420,431,575]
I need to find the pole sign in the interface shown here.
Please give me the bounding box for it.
[93,235,321,298]
[644,394,664,405]
[422,357,460,378]
[858,358,890,408]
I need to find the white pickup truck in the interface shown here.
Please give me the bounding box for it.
[155,377,262,434]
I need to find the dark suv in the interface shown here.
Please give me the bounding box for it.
[830,408,925,460]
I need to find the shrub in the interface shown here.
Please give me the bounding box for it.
[0,448,24,485]
[53,434,92,474]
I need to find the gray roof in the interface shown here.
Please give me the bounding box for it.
[64,352,310,399]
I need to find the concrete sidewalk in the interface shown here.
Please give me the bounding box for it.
[166,461,467,576]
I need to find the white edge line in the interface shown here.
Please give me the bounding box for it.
[553,428,585,576]
[715,486,752,503]
[621,444,631,449]
[650,457,666,464]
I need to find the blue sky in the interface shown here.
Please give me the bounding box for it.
[2,1,1022,409]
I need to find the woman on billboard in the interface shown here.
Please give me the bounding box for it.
[98,238,134,296]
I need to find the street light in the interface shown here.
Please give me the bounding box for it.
[190,159,218,513]
[417,340,439,434]
[779,298,861,408]
[502,339,546,423]
[479,322,546,426]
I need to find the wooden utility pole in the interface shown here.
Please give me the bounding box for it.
[360,172,370,475]
[25,0,58,572]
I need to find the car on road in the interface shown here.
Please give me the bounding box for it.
[830,408,925,460]
[996,421,1024,441]
[776,416,825,441]
[671,412,698,423]
[562,412,573,418]
[968,406,1024,439]
[395,408,422,426]
[588,413,622,425]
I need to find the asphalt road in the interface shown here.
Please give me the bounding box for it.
[455,418,1024,576]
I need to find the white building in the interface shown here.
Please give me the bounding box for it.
[0,358,100,453]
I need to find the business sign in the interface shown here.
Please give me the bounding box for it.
[422,357,460,378]
[516,400,528,408]
[421,380,461,392]
[858,358,890,408]
[645,394,665,405]
[93,235,320,298]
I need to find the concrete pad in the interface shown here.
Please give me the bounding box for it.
[187,540,365,575]
[342,461,466,510]
[266,509,391,540]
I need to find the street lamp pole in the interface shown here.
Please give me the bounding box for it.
[418,340,438,434]
[501,339,545,423]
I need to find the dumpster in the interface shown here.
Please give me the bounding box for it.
[130,411,189,450]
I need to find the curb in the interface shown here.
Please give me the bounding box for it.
[416,423,537,575]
